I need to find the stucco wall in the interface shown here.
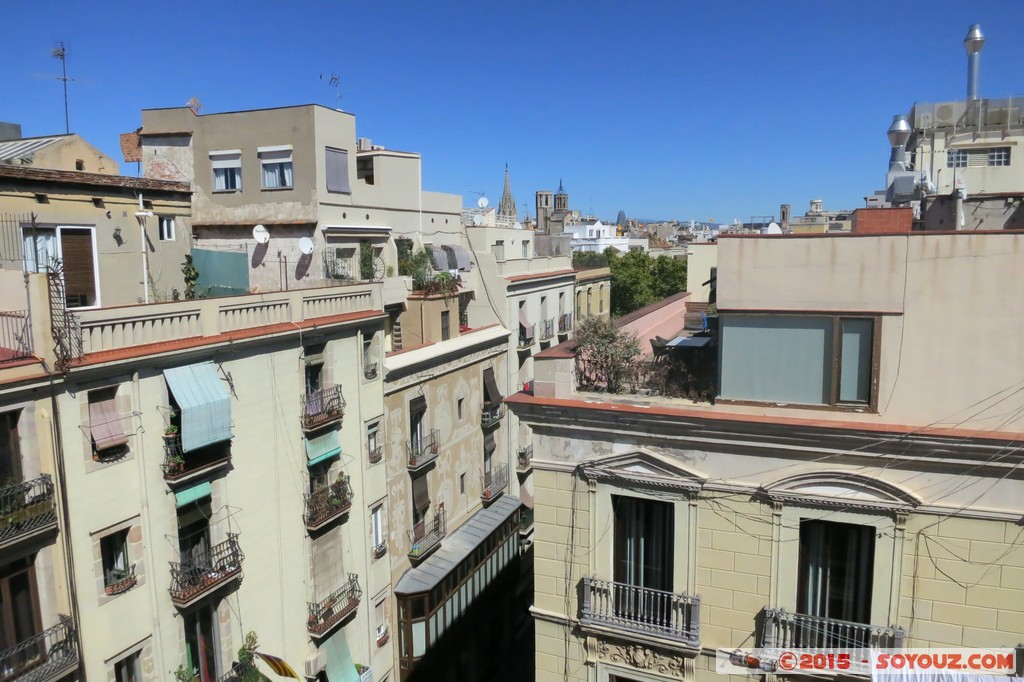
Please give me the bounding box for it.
[685,244,717,304]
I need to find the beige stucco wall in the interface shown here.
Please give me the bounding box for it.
[685,244,717,304]
[29,136,120,175]
[574,270,610,321]
[914,128,1024,196]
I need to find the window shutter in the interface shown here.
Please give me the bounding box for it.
[59,228,96,303]
[326,148,350,194]
[412,474,430,512]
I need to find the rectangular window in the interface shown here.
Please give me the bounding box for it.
[411,475,429,529]
[988,147,1011,167]
[371,505,385,548]
[796,519,875,645]
[101,529,132,590]
[259,147,293,189]
[357,157,375,185]
[441,311,450,341]
[24,227,99,307]
[459,473,465,495]
[159,216,175,242]
[367,422,379,455]
[114,652,142,682]
[613,495,674,593]
[522,240,530,258]
[946,149,968,168]
[184,604,219,680]
[210,151,242,191]
[457,398,464,421]
[719,315,876,408]
[326,147,351,193]
[0,411,23,483]
[0,559,42,661]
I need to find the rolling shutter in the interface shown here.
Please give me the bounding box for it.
[59,228,96,304]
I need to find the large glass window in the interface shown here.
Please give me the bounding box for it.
[183,604,219,680]
[259,148,293,189]
[612,495,674,593]
[325,147,350,193]
[210,151,241,191]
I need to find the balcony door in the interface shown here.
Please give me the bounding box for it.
[796,519,874,646]
[184,603,220,682]
[0,559,43,676]
[0,412,22,484]
[612,496,673,622]
[178,503,212,570]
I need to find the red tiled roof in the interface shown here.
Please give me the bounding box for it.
[0,164,190,193]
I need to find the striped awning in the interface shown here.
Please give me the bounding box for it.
[305,431,341,466]
[450,245,472,271]
[164,362,233,452]
[175,481,212,508]
[430,245,450,270]
[89,396,128,451]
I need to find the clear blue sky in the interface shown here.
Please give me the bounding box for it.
[3,1,1022,223]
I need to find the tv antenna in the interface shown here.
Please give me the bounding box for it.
[321,72,342,110]
[52,42,73,134]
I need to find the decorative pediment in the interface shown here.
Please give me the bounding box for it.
[759,471,920,513]
[582,450,706,494]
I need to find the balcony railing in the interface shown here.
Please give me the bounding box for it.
[0,310,33,364]
[307,574,362,637]
[368,445,383,465]
[168,534,244,607]
[376,626,391,648]
[364,362,378,380]
[0,475,57,549]
[558,312,573,334]
[304,475,354,532]
[540,318,555,340]
[161,436,231,483]
[104,564,138,596]
[519,507,534,535]
[761,608,905,650]
[517,444,533,473]
[581,577,701,647]
[0,615,79,682]
[408,506,446,561]
[481,464,508,503]
[406,429,439,471]
[301,384,346,432]
[481,403,504,429]
[518,324,535,349]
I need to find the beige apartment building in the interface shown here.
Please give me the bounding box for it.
[512,231,1024,682]
[0,128,120,175]
[574,267,611,321]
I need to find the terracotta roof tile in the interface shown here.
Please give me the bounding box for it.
[0,164,189,193]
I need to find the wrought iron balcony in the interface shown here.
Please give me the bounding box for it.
[307,574,361,637]
[304,475,353,532]
[517,324,535,350]
[406,429,439,471]
[517,444,533,473]
[368,445,383,465]
[376,626,390,648]
[540,318,555,340]
[0,475,58,550]
[581,577,701,647]
[761,608,905,650]
[481,464,508,503]
[168,534,244,607]
[0,615,79,682]
[408,506,446,561]
[519,507,534,535]
[558,312,573,334]
[104,564,137,596]
[481,403,504,429]
[301,384,346,432]
[364,362,378,380]
[161,436,231,484]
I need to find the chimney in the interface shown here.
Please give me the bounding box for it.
[964,24,984,101]
[0,122,22,142]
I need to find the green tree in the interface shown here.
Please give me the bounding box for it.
[572,251,608,269]
[652,255,687,299]
[608,249,656,317]
[573,315,641,393]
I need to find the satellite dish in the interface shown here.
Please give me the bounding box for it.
[472,214,483,226]
[298,237,314,255]
[477,196,489,209]
[766,222,782,235]
[252,224,270,244]
[514,222,523,230]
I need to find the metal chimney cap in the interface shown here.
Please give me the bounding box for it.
[964,24,985,54]
[887,115,911,147]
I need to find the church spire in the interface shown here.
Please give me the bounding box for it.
[497,163,517,222]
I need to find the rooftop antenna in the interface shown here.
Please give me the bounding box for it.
[51,42,71,134]
[321,72,342,110]
[186,97,203,114]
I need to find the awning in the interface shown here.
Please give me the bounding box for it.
[519,485,534,510]
[484,431,496,453]
[451,245,472,271]
[518,306,530,327]
[412,475,430,512]
[164,362,233,452]
[410,395,427,414]
[430,245,450,270]
[322,629,359,682]
[482,367,503,405]
[305,431,341,466]
[89,397,128,451]
[174,481,212,508]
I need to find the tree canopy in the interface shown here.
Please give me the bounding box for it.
[606,249,687,317]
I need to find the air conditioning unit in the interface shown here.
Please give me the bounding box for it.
[357,138,372,151]
[304,650,327,679]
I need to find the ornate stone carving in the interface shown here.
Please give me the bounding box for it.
[595,639,690,679]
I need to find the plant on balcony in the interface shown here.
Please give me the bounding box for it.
[165,453,186,474]
[173,665,195,682]
[574,316,641,394]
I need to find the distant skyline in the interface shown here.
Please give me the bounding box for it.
[2,1,1023,222]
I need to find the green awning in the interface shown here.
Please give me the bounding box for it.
[305,431,341,467]
[175,481,212,508]
[322,629,359,682]
[164,362,233,452]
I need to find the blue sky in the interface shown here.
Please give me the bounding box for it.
[3,1,1023,222]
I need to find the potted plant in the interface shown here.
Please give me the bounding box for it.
[166,453,186,474]
[173,665,196,682]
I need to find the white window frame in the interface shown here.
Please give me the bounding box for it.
[258,145,294,190]
[988,146,1011,167]
[210,150,242,192]
[158,216,175,242]
[371,505,385,547]
[946,148,968,168]
[21,224,102,309]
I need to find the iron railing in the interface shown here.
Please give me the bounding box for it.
[104,564,138,596]
[161,436,231,482]
[0,311,32,364]
[368,445,383,465]
[168,534,244,606]
[304,475,353,531]
[540,318,555,340]
[0,615,78,682]
[517,445,533,472]
[301,384,346,432]
[761,608,905,650]
[406,429,439,471]
[518,324,535,349]
[481,403,504,428]
[408,506,446,560]
[581,577,701,646]
[364,362,378,380]
[558,312,573,333]
[0,475,57,546]
[519,507,534,534]
[307,574,361,636]
[481,464,508,502]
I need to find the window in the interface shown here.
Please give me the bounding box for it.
[89,387,127,457]
[304,343,325,395]
[0,559,42,664]
[988,147,1011,167]
[440,311,450,341]
[22,226,98,307]
[457,398,464,421]
[522,240,530,258]
[183,604,219,680]
[259,147,293,189]
[363,338,376,379]
[326,147,351,193]
[101,529,133,592]
[114,652,142,682]
[613,495,674,593]
[371,505,385,550]
[599,286,604,313]
[796,519,875,646]
[0,411,23,483]
[718,315,876,408]
[946,149,968,168]
[357,157,375,185]
[411,475,430,531]
[459,473,465,495]
[158,216,175,242]
[75,159,85,171]
[210,151,242,191]
[367,422,380,462]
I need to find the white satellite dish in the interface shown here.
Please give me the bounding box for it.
[477,196,489,209]
[298,237,315,255]
[765,222,782,235]
[514,222,523,230]
[252,224,270,244]
[472,214,483,226]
